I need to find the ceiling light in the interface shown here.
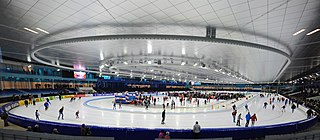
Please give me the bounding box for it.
[181,62,186,65]
[35,27,49,34]
[100,51,104,60]
[57,69,60,71]
[306,29,320,36]
[182,47,186,55]
[123,62,128,65]
[27,55,31,62]
[23,28,38,34]
[292,29,305,36]
[214,69,219,72]
[222,72,225,74]
[147,61,152,64]
[193,63,198,66]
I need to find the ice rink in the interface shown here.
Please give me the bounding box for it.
[9,94,308,129]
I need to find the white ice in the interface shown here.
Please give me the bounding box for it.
[9,93,308,130]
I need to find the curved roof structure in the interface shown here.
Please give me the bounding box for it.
[1,0,320,83]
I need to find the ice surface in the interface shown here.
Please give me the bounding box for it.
[10,94,308,129]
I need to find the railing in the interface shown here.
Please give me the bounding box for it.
[265,129,320,140]
[0,129,114,140]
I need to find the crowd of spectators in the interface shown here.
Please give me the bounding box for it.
[168,91,246,100]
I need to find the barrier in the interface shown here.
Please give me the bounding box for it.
[0,98,318,140]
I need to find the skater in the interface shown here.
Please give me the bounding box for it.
[197,99,200,107]
[44,102,49,110]
[232,110,237,123]
[58,106,64,120]
[173,100,175,109]
[75,110,79,119]
[204,99,207,105]
[161,109,166,124]
[245,112,251,127]
[35,110,40,120]
[113,101,116,110]
[24,99,29,107]
[232,104,236,110]
[236,113,242,126]
[285,99,288,106]
[193,121,201,139]
[58,94,62,101]
[154,98,157,106]
[244,104,249,111]
[46,98,51,104]
[33,99,36,105]
[162,103,165,109]
[251,113,257,126]
[307,109,313,119]
[272,104,275,110]
[145,100,149,110]
[281,105,286,112]
[263,102,268,109]
[291,104,296,113]
[119,102,122,109]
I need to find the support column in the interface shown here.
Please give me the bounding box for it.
[12,80,15,89]
[28,78,31,90]
[52,79,54,89]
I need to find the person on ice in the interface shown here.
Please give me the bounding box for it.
[272,104,275,110]
[307,109,313,119]
[251,113,257,126]
[113,101,116,110]
[263,102,268,109]
[35,110,40,120]
[44,102,49,110]
[245,112,251,127]
[58,106,64,120]
[281,105,286,112]
[244,104,249,111]
[236,113,242,126]
[232,110,237,123]
[291,104,296,113]
[75,110,79,119]
[24,99,29,108]
[161,109,166,124]
[232,104,236,110]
